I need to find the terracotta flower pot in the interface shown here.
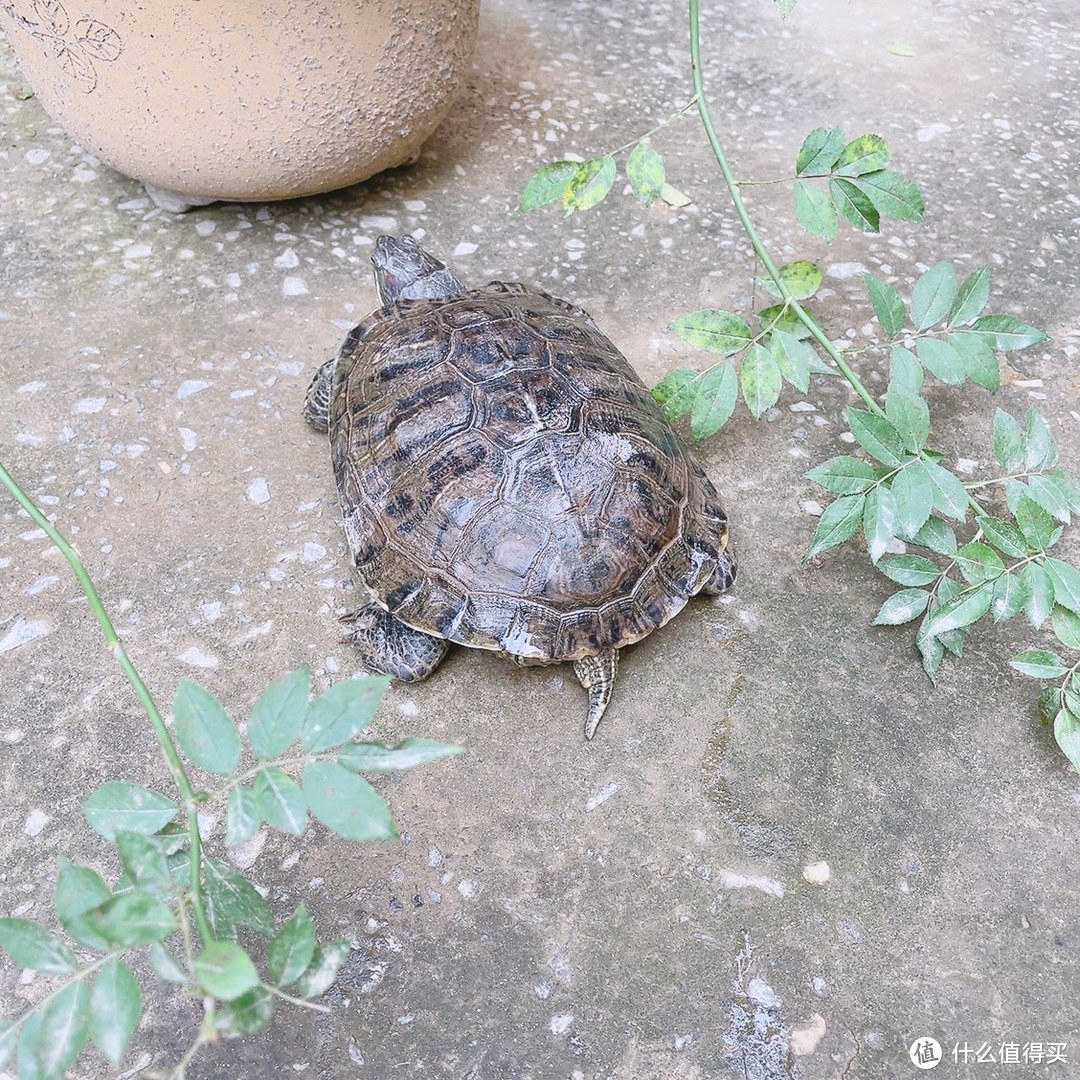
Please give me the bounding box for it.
[0,0,478,206]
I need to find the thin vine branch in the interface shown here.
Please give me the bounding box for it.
[687,0,884,417]
[0,460,214,948]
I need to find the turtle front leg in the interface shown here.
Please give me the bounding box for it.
[303,357,338,433]
[573,648,619,740]
[341,605,448,681]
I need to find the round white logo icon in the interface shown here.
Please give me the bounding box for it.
[909,1037,943,1070]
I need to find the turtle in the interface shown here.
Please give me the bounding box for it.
[304,234,735,739]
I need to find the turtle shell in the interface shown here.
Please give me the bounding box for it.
[328,280,733,662]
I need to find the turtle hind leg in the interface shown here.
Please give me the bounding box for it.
[341,605,448,681]
[303,357,338,433]
[700,544,737,596]
[573,648,619,740]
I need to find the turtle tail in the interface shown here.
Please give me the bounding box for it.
[574,648,619,740]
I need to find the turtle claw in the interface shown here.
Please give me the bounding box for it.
[574,648,619,740]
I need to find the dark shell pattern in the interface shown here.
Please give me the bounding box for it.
[329,281,733,662]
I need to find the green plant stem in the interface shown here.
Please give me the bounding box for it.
[607,95,700,158]
[0,460,214,949]
[265,984,332,1013]
[687,0,885,419]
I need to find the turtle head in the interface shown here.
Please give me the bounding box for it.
[372,234,465,304]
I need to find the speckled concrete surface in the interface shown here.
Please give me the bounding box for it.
[2,1,1078,1078]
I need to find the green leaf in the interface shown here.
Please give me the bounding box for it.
[863,486,898,563]
[739,343,782,419]
[295,940,352,1000]
[35,979,89,1078]
[302,761,397,841]
[562,156,616,214]
[911,260,958,331]
[829,177,879,232]
[172,680,241,775]
[1027,474,1071,524]
[89,957,141,1066]
[910,513,957,555]
[793,180,838,242]
[878,554,940,587]
[302,676,391,752]
[214,985,274,1036]
[1019,483,1071,537]
[1024,408,1058,470]
[194,941,260,1001]
[81,782,178,842]
[758,304,818,342]
[916,337,966,386]
[851,170,924,222]
[670,309,753,356]
[337,737,466,775]
[918,630,946,683]
[804,493,866,561]
[1042,559,1080,614]
[82,893,176,947]
[115,831,172,895]
[948,331,999,391]
[762,260,822,301]
[1036,687,1061,724]
[922,582,993,637]
[1052,607,1080,651]
[689,362,739,440]
[149,942,188,984]
[992,410,1026,472]
[54,860,113,949]
[269,903,316,987]
[873,588,930,625]
[921,460,969,522]
[953,542,1005,585]
[862,274,906,337]
[0,918,77,974]
[846,407,905,467]
[890,464,935,537]
[804,455,877,495]
[652,368,699,420]
[1048,467,1080,514]
[248,667,310,759]
[516,160,579,212]
[769,329,815,392]
[226,785,262,847]
[626,142,666,208]
[0,1021,12,1072]
[888,347,923,395]
[204,856,275,939]
[795,126,845,174]
[969,314,1047,352]
[1021,563,1055,629]
[16,1011,43,1080]
[1054,710,1080,773]
[658,182,692,208]
[991,573,1030,622]
[1010,650,1068,679]
[975,514,1029,559]
[946,264,991,326]
[834,134,891,176]
[884,388,930,453]
[254,767,308,836]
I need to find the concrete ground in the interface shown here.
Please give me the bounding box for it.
[2,0,1078,1077]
